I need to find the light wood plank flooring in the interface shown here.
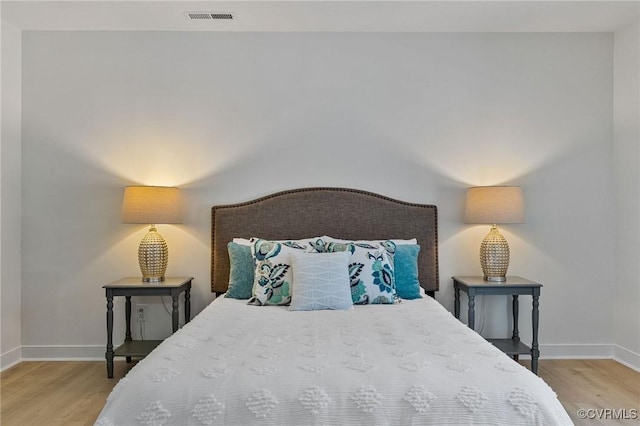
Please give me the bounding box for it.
[1,359,638,425]
[1,361,134,426]
[530,359,640,425]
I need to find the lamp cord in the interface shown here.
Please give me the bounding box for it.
[478,296,486,335]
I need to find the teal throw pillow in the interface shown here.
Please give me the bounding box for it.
[395,244,422,299]
[225,242,254,299]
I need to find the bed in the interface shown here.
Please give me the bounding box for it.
[96,187,573,425]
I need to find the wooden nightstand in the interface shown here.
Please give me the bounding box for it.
[452,276,542,375]
[103,276,193,378]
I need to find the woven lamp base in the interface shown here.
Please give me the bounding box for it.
[138,225,168,282]
[480,225,510,282]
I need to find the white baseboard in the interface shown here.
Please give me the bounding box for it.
[510,343,640,372]
[0,346,23,371]
[613,344,640,372]
[5,343,639,372]
[539,343,615,359]
[21,345,104,361]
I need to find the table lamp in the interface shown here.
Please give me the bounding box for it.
[122,186,182,282]
[464,186,525,282]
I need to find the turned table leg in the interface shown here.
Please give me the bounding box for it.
[105,292,114,378]
[531,292,540,375]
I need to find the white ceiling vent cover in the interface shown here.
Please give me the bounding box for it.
[185,12,235,20]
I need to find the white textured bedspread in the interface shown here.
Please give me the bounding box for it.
[96,296,573,425]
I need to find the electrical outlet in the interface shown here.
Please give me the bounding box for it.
[136,304,147,322]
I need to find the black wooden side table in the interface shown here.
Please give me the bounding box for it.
[452,275,542,375]
[104,276,193,378]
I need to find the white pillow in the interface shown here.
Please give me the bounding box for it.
[289,251,353,311]
[323,236,417,245]
[232,238,253,246]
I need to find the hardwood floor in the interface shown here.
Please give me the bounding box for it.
[0,361,135,426]
[531,359,640,425]
[1,359,638,425]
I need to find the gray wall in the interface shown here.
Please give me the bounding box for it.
[1,20,22,368]
[613,21,640,368]
[11,31,629,362]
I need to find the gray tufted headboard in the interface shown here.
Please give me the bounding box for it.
[211,187,439,296]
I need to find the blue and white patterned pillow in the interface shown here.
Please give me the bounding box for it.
[247,237,325,306]
[289,251,353,311]
[320,239,397,304]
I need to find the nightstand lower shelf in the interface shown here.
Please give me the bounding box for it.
[452,276,542,375]
[114,340,163,358]
[487,338,531,357]
[104,276,193,378]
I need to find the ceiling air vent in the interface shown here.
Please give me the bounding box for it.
[185,12,235,20]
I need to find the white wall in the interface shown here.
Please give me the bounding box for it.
[0,18,23,370]
[614,19,640,370]
[17,31,617,361]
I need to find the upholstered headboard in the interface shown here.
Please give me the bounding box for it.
[211,187,439,296]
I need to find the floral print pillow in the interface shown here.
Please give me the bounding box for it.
[320,239,397,304]
[247,237,325,306]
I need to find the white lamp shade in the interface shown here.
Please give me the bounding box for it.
[121,186,182,224]
[464,186,525,224]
